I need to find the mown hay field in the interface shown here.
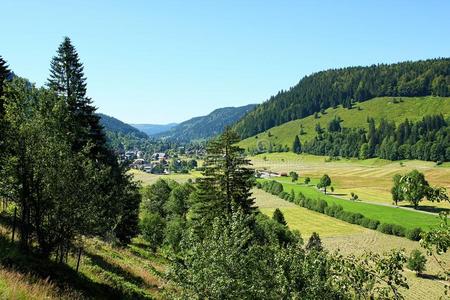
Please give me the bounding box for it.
[254,188,450,300]
[251,153,450,211]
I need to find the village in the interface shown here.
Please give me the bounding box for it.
[121,149,201,175]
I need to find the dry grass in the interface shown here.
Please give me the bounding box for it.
[0,268,82,300]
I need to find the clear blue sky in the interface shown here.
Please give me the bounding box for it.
[3,1,450,124]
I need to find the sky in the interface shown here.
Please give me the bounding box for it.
[2,1,450,124]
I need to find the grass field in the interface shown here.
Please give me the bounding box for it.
[129,169,200,186]
[239,96,450,152]
[254,188,450,300]
[251,152,450,212]
[259,178,442,230]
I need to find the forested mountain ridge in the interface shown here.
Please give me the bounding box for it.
[98,113,148,138]
[131,123,178,136]
[156,104,257,142]
[234,58,450,138]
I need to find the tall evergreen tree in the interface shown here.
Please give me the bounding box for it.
[0,56,10,175]
[190,128,255,227]
[292,135,302,154]
[47,37,106,158]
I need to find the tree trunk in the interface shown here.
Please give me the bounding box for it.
[76,248,82,272]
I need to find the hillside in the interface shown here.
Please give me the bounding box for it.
[98,113,155,152]
[130,123,178,136]
[239,96,450,153]
[234,58,450,138]
[156,104,257,142]
[98,113,148,139]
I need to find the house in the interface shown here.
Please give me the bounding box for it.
[152,152,169,161]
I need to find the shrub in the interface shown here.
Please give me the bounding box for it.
[391,224,406,237]
[256,182,262,189]
[407,250,427,275]
[314,199,328,213]
[367,219,380,230]
[324,204,343,217]
[377,223,394,235]
[405,227,423,241]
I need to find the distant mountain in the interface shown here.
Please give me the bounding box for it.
[155,104,257,142]
[131,123,178,136]
[98,113,148,139]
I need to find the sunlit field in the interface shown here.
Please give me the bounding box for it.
[251,153,450,211]
[253,188,450,300]
[129,169,201,186]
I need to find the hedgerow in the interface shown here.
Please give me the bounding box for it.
[258,180,420,241]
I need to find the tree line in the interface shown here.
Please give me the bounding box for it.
[298,114,450,162]
[0,38,140,260]
[234,58,450,139]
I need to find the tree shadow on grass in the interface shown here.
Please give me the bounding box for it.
[417,273,443,281]
[0,234,151,300]
[402,205,450,214]
[84,251,157,289]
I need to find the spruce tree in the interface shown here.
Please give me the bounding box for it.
[292,135,301,154]
[0,56,10,164]
[191,128,255,227]
[47,37,107,158]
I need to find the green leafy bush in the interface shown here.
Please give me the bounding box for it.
[391,224,406,237]
[405,227,423,241]
[407,250,427,275]
[377,223,393,235]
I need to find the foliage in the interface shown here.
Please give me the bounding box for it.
[303,115,450,162]
[317,174,332,194]
[235,58,450,139]
[190,128,255,230]
[305,232,323,251]
[292,135,302,154]
[272,208,287,226]
[289,171,299,182]
[0,39,140,259]
[407,250,427,275]
[169,209,409,299]
[391,170,449,209]
[140,212,165,251]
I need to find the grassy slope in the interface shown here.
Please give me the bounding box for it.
[239,96,450,152]
[0,223,169,300]
[254,188,449,300]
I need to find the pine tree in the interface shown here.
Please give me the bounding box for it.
[292,135,302,154]
[47,37,107,158]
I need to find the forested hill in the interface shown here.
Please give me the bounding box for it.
[155,104,257,142]
[234,58,450,138]
[98,113,148,139]
[131,123,178,136]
